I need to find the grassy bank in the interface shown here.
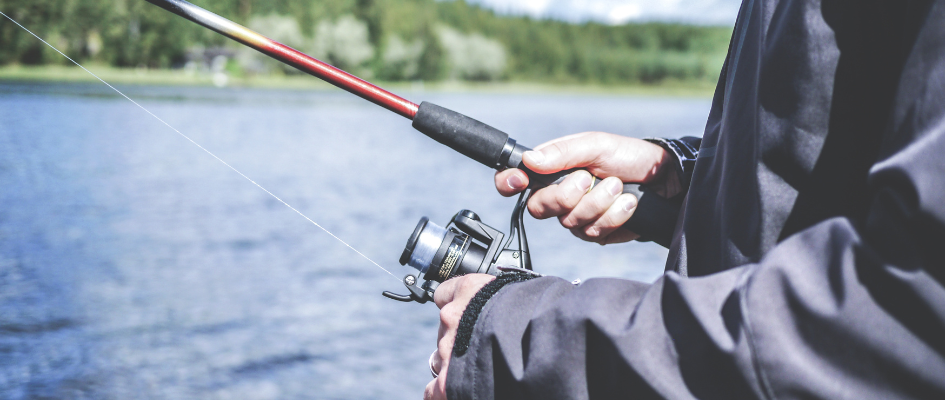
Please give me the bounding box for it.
[0,64,718,97]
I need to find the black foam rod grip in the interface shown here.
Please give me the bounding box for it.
[412,102,509,168]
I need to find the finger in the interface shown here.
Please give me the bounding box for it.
[558,177,624,230]
[532,131,594,152]
[424,380,436,400]
[522,132,612,174]
[433,276,461,309]
[572,225,641,245]
[437,315,448,344]
[434,274,495,309]
[424,367,449,400]
[457,274,495,299]
[494,169,529,197]
[528,133,672,184]
[433,313,457,386]
[437,303,463,342]
[526,170,593,219]
[435,302,467,376]
[580,193,638,240]
[601,228,641,244]
[436,333,454,374]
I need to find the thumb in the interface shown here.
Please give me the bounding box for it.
[522,134,607,174]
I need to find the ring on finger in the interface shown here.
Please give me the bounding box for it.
[429,350,439,378]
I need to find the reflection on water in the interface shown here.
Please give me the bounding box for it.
[0,82,709,399]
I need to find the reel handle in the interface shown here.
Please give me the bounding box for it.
[383,275,435,304]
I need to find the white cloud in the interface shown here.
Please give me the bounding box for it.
[606,4,643,25]
[515,0,556,16]
[466,0,742,25]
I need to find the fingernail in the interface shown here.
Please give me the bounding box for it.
[586,226,600,237]
[623,194,638,212]
[524,151,545,166]
[609,179,623,196]
[574,173,592,192]
[507,174,524,190]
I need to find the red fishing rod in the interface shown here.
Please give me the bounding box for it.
[144,0,678,248]
[143,0,417,119]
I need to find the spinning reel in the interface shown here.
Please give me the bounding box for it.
[382,190,533,304]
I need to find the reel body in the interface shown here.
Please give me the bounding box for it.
[383,208,528,304]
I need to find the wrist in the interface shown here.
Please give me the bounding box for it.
[643,137,701,197]
[640,142,683,198]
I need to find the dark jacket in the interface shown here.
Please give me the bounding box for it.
[446,1,945,398]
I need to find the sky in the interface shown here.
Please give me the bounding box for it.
[467,0,743,25]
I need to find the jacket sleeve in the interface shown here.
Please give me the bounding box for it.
[444,5,945,400]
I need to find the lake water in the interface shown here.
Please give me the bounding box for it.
[0,82,710,399]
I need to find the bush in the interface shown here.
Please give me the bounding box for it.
[436,25,506,81]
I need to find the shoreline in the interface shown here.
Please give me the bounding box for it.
[0,65,717,97]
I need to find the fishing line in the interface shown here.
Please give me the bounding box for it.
[0,10,401,282]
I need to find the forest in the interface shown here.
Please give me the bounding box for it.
[0,0,733,84]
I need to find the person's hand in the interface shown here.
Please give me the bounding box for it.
[423,274,496,400]
[494,132,676,245]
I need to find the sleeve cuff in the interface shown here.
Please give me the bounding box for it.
[452,269,541,357]
[644,137,701,189]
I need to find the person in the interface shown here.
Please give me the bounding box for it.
[425,0,945,399]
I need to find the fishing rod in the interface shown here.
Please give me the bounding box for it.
[144,0,679,303]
